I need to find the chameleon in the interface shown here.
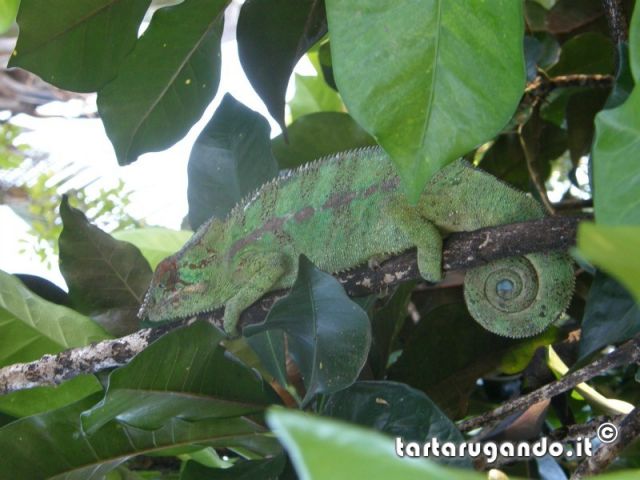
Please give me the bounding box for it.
[138,147,574,338]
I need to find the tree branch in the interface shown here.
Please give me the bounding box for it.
[458,336,640,432]
[602,0,628,44]
[0,215,583,396]
[571,406,640,478]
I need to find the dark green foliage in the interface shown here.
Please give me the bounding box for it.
[188,94,278,230]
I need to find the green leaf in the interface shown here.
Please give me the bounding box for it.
[0,375,101,418]
[0,0,18,34]
[578,272,640,359]
[112,228,192,270]
[0,270,108,417]
[566,90,609,164]
[548,32,615,76]
[577,223,640,302]
[180,456,285,480]
[81,321,280,434]
[10,0,150,91]
[0,394,279,480]
[272,112,376,169]
[245,330,288,391]
[187,94,278,230]
[59,196,153,336]
[592,86,640,225]
[320,381,469,467]
[237,0,327,130]
[244,255,371,405]
[267,407,483,480]
[0,269,109,367]
[98,0,227,165]
[591,2,640,224]
[478,133,529,190]
[325,0,525,201]
[546,0,605,35]
[289,72,343,122]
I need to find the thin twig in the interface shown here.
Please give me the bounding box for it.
[0,216,583,396]
[602,0,628,44]
[571,406,640,478]
[524,74,614,100]
[458,336,640,432]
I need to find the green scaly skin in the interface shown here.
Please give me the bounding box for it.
[138,147,574,338]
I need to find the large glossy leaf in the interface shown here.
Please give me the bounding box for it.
[548,32,615,76]
[325,0,525,201]
[320,381,469,467]
[10,0,150,92]
[82,320,280,433]
[59,196,152,336]
[0,394,278,480]
[577,224,640,301]
[98,0,228,165]
[0,269,109,367]
[267,407,482,480]
[578,272,640,359]
[289,71,343,122]
[591,7,640,225]
[237,0,327,130]
[112,228,192,269]
[272,112,376,169]
[187,94,278,230]
[244,255,371,405]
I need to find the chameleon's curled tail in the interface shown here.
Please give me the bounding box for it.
[463,252,575,338]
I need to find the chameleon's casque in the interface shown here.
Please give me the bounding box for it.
[138,147,574,338]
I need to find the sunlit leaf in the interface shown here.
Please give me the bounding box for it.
[325,0,525,201]
[267,407,482,480]
[112,228,192,269]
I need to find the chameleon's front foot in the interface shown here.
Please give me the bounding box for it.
[222,305,242,337]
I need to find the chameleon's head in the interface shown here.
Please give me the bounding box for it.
[138,254,212,324]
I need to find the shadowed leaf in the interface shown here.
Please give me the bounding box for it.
[187,94,279,230]
[237,0,327,130]
[10,0,151,92]
[98,0,228,165]
[82,321,280,433]
[272,112,375,169]
[59,196,152,335]
[244,255,371,405]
